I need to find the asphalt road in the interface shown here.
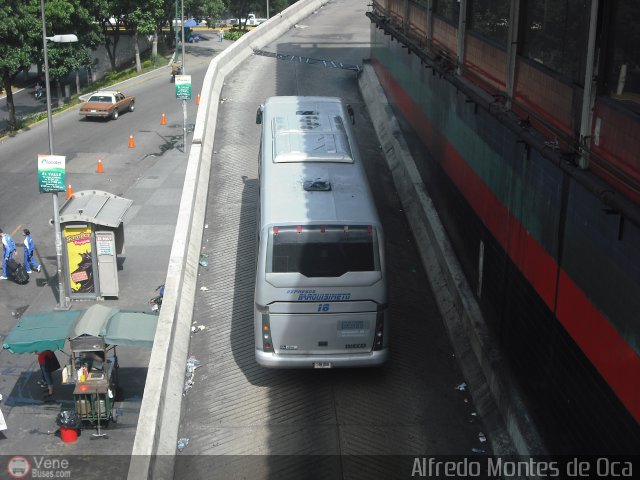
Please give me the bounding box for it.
[0,84,43,133]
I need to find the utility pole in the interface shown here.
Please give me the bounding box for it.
[181,0,187,151]
[174,0,179,60]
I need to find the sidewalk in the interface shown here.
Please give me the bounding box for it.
[0,32,223,459]
[0,139,186,458]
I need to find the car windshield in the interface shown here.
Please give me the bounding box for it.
[89,95,112,103]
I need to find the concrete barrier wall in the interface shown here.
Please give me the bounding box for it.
[128,2,329,478]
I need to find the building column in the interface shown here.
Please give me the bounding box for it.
[456,0,468,75]
[578,0,600,170]
[505,0,520,110]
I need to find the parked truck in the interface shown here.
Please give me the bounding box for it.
[230,13,267,27]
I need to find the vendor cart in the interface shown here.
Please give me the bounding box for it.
[2,304,159,431]
[66,335,118,425]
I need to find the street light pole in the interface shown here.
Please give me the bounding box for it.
[40,0,77,310]
[181,0,187,151]
[174,0,179,60]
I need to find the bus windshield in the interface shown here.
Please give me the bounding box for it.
[267,225,379,277]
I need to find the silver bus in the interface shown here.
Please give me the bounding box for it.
[254,96,389,368]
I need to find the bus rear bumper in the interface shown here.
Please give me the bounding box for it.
[255,349,389,368]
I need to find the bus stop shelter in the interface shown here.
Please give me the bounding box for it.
[57,190,133,300]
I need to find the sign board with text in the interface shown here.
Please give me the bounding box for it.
[175,74,192,100]
[37,154,66,193]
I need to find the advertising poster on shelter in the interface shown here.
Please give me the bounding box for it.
[64,226,95,294]
[37,154,66,193]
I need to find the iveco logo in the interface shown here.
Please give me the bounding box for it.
[345,343,366,349]
[280,345,298,350]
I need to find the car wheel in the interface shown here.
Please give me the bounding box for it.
[129,101,135,112]
[112,109,119,120]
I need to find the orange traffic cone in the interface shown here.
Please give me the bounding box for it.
[66,184,73,199]
[128,135,135,148]
[161,113,167,125]
[96,158,104,174]
[196,94,200,105]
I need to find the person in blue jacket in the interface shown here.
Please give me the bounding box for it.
[0,228,17,279]
[22,229,41,274]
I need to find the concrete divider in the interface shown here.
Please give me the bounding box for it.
[358,63,546,456]
[128,1,329,478]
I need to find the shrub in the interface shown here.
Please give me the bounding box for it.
[224,29,248,41]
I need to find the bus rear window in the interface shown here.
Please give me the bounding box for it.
[268,226,379,277]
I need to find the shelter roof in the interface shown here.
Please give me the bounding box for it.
[59,190,132,227]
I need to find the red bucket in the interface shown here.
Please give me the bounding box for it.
[60,426,78,443]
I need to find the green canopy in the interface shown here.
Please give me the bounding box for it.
[69,304,119,339]
[2,310,82,353]
[2,305,158,353]
[103,311,159,348]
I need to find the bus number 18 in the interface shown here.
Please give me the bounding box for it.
[317,303,330,312]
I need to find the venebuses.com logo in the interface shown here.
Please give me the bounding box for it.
[6,456,71,478]
[7,456,30,479]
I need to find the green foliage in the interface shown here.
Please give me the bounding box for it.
[0,0,40,84]
[184,0,226,22]
[227,0,256,26]
[223,28,247,41]
[269,0,289,17]
[129,0,165,35]
[40,0,103,80]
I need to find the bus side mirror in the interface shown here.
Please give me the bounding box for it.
[256,105,263,124]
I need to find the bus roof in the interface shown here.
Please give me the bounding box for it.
[260,97,380,227]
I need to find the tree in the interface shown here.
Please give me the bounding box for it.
[228,0,258,29]
[39,0,102,105]
[0,0,41,129]
[128,0,164,71]
[269,0,290,18]
[89,0,130,71]
[184,0,226,23]
[42,0,102,106]
[226,0,291,29]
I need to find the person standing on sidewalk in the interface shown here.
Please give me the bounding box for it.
[0,228,17,280]
[22,229,41,274]
[36,350,60,400]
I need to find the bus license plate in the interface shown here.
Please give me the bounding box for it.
[313,362,332,369]
[341,320,364,330]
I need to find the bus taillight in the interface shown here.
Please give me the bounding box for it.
[262,313,273,352]
[373,310,385,351]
